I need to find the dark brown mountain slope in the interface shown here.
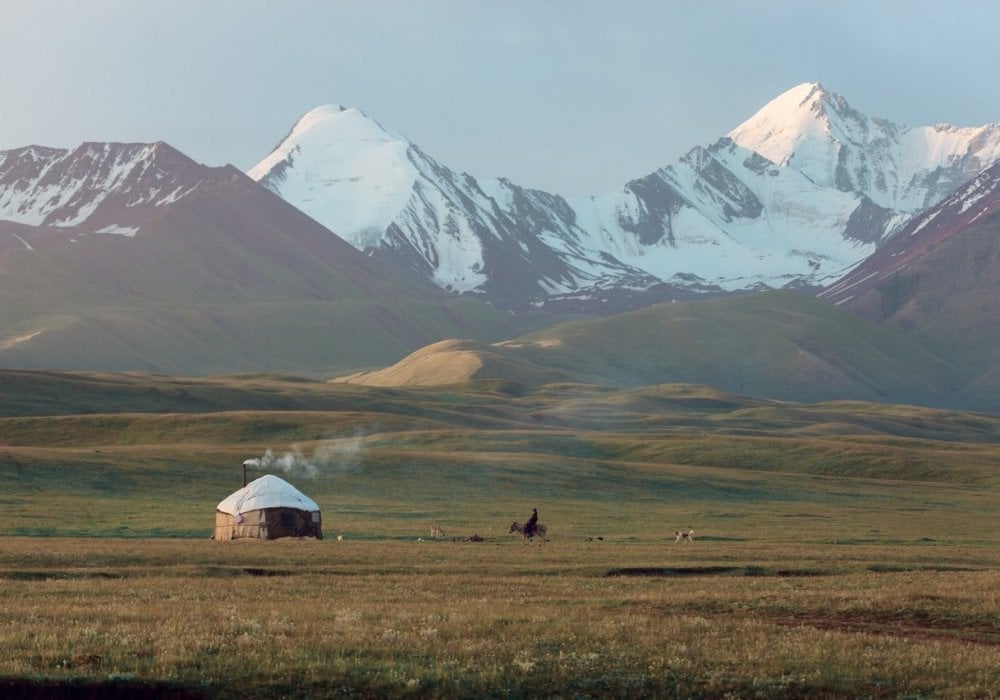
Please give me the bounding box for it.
[820,162,1000,411]
[0,143,540,375]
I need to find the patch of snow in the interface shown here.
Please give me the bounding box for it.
[154,183,200,206]
[50,196,102,227]
[728,82,828,167]
[9,232,33,250]
[968,208,989,224]
[0,142,180,228]
[730,82,1000,214]
[823,270,879,297]
[567,139,872,292]
[908,208,940,236]
[95,225,139,237]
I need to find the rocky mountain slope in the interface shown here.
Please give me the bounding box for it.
[0,142,539,374]
[820,161,1000,411]
[251,83,1000,310]
[0,141,206,242]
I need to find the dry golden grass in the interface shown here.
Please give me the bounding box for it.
[0,537,996,698]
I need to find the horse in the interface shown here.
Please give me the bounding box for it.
[673,529,694,543]
[509,520,548,545]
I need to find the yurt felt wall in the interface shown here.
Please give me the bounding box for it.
[214,474,322,541]
[214,508,322,540]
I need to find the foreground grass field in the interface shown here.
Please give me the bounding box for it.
[0,538,997,698]
[0,371,997,696]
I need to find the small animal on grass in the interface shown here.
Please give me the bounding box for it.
[509,520,548,545]
[673,529,695,543]
[430,525,445,539]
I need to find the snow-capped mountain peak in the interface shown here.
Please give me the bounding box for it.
[249,105,418,246]
[249,104,665,303]
[248,104,411,180]
[728,82,840,166]
[246,85,1000,311]
[728,81,1000,214]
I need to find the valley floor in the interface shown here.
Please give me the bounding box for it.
[1,375,997,696]
[0,536,997,698]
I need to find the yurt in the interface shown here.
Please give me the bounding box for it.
[214,474,322,540]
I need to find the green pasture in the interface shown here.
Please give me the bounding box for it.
[0,372,997,696]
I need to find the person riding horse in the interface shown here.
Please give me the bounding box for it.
[524,508,538,538]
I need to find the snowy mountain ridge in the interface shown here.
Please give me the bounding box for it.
[728,82,1000,213]
[252,105,658,304]
[249,82,1000,309]
[820,158,1000,309]
[3,83,991,311]
[0,141,206,238]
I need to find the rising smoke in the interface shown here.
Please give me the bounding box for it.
[243,432,366,479]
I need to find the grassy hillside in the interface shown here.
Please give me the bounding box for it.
[335,290,976,409]
[879,217,1000,411]
[835,212,1000,412]
[0,297,540,376]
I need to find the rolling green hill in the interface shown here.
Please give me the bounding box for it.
[334,291,975,409]
[0,371,997,540]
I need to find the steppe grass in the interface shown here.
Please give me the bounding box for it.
[0,538,996,698]
[0,374,997,696]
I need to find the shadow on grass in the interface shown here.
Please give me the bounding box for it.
[604,566,829,577]
[0,571,128,581]
[866,564,981,573]
[0,678,209,699]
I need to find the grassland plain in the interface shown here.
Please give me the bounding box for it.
[0,372,997,697]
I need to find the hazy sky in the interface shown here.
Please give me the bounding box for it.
[2,1,999,196]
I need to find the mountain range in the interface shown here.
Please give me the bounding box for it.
[337,155,1000,411]
[250,82,1000,310]
[0,142,536,374]
[0,82,997,411]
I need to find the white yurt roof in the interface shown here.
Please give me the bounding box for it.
[216,474,320,516]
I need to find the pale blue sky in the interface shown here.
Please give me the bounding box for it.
[2,1,999,196]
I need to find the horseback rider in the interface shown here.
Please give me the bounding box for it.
[524,508,538,538]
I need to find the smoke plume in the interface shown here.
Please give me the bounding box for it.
[243,432,366,480]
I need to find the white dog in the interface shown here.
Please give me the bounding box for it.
[673,529,694,543]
